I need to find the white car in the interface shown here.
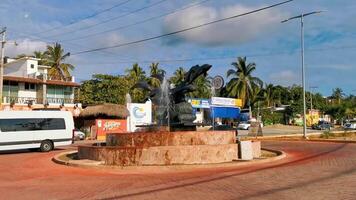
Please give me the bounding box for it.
[74,129,85,140]
[237,121,263,130]
[238,121,251,130]
[344,120,356,130]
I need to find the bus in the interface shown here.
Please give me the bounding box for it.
[0,111,74,152]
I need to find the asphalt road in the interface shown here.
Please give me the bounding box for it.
[1,141,356,200]
[237,127,321,136]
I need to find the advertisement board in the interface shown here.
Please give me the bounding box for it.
[127,100,152,132]
[189,98,210,108]
[211,97,242,107]
[96,119,127,141]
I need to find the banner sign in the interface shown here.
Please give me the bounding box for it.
[96,119,127,140]
[211,97,242,107]
[189,98,210,108]
[127,100,152,132]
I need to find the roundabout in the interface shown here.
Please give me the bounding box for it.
[1,140,356,199]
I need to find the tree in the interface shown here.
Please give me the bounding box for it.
[33,51,47,65]
[125,63,147,103]
[148,62,165,88]
[79,74,130,105]
[188,75,212,99]
[170,67,186,85]
[264,84,276,107]
[226,57,263,108]
[45,43,74,81]
[331,88,344,105]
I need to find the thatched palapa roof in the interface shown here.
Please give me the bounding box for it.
[80,103,129,119]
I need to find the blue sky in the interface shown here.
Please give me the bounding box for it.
[1,0,355,96]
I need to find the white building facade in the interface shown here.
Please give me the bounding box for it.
[2,57,80,110]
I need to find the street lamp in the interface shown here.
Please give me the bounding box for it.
[282,11,325,138]
[0,27,6,105]
[309,86,318,111]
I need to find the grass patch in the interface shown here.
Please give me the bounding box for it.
[320,131,335,139]
[261,150,277,158]
[58,152,79,161]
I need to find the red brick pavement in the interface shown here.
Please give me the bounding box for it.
[0,141,355,200]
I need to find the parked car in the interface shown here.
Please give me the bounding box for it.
[238,121,251,130]
[312,121,331,130]
[73,129,85,140]
[343,120,356,130]
[237,121,263,130]
[209,124,235,131]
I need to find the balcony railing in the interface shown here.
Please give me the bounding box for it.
[3,96,75,105]
[26,72,73,82]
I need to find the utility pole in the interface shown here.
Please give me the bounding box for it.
[282,11,324,139]
[309,86,318,111]
[0,27,6,105]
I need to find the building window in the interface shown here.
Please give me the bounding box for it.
[30,64,34,69]
[25,83,36,90]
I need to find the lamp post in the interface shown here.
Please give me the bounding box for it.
[309,86,318,111]
[282,11,324,138]
[0,27,6,105]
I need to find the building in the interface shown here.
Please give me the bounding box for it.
[1,57,81,111]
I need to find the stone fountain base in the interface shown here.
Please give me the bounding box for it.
[78,131,239,166]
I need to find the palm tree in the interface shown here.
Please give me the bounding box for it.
[189,75,212,98]
[331,88,344,104]
[226,57,263,108]
[149,62,165,88]
[249,84,264,109]
[125,63,146,82]
[125,63,146,103]
[264,84,276,107]
[33,51,47,65]
[170,67,186,85]
[45,43,74,81]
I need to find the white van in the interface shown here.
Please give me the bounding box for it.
[0,111,74,152]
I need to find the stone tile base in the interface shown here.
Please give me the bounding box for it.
[78,144,238,166]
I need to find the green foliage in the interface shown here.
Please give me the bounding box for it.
[125,63,147,103]
[45,43,74,80]
[78,74,130,105]
[320,131,334,139]
[188,75,212,99]
[148,62,165,88]
[226,57,263,108]
[260,110,285,125]
[170,67,186,85]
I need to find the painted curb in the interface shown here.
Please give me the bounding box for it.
[52,148,286,172]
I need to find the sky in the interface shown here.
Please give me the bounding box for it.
[0,0,355,96]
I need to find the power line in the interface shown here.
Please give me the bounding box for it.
[72,0,294,55]
[47,0,170,38]
[58,0,212,43]
[7,29,134,60]
[34,0,134,35]
[76,44,356,65]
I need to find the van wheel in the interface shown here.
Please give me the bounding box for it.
[40,140,53,152]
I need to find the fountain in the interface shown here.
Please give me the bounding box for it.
[134,64,212,131]
[78,64,245,166]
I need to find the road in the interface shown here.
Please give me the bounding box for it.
[238,126,322,136]
[0,141,355,200]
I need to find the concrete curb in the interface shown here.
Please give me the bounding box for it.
[52,148,286,172]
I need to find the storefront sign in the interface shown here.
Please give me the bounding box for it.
[127,100,152,132]
[211,97,242,107]
[96,119,127,140]
[189,98,210,108]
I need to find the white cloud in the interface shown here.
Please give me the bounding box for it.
[162,4,287,46]
[4,39,47,57]
[269,70,299,86]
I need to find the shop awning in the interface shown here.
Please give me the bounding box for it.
[210,106,240,119]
